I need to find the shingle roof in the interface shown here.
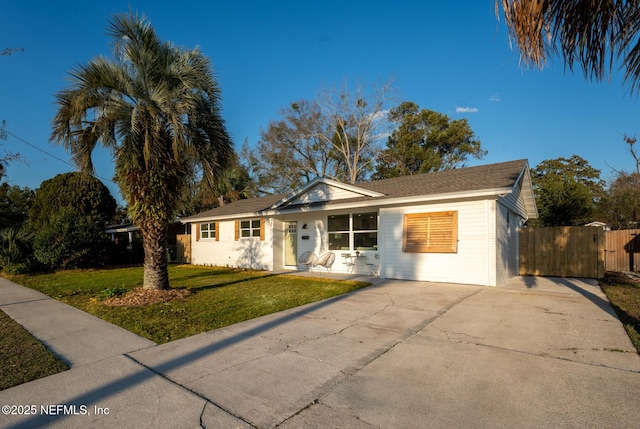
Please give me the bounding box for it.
[181,193,286,221]
[182,159,528,221]
[359,159,526,197]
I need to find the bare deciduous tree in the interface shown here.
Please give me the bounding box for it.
[247,100,338,194]
[623,133,640,174]
[318,79,396,184]
[245,78,396,194]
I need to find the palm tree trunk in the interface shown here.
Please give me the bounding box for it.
[140,222,170,290]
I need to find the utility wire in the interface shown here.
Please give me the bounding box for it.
[4,129,116,184]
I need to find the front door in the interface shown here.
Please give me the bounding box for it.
[285,221,298,266]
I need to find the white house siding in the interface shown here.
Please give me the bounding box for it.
[508,210,519,278]
[496,202,519,285]
[289,183,363,205]
[272,218,284,270]
[486,199,497,286]
[190,212,371,274]
[496,186,530,283]
[190,219,274,270]
[499,177,528,218]
[379,199,496,286]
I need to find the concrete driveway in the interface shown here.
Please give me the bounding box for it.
[1,276,639,428]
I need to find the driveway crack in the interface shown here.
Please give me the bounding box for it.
[124,354,257,428]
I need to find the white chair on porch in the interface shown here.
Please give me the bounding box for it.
[365,254,379,276]
[312,252,336,272]
[298,251,317,271]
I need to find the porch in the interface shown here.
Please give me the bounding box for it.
[275,212,379,275]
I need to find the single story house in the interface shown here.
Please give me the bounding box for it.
[181,159,538,286]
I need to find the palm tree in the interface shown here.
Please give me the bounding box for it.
[51,12,233,290]
[499,0,640,93]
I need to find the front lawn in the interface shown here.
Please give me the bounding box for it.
[600,272,640,354]
[5,265,369,344]
[0,310,68,390]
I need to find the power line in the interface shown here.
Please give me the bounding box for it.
[6,129,73,167]
[4,129,116,184]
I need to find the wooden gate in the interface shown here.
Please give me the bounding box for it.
[176,234,191,263]
[519,226,605,278]
[605,229,640,272]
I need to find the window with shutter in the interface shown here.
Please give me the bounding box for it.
[238,219,263,240]
[199,222,217,240]
[403,211,458,253]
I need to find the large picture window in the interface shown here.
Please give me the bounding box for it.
[328,212,378,251]
[403,211,458,253]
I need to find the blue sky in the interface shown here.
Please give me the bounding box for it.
[2,1,639,203]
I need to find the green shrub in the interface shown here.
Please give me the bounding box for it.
[3,262,31,275]
[33,209,111,270]
[0,227,33,267]
[29,172,116,231]
[99,286,129,300]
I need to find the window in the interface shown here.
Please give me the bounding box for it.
[353,212,378,250]
[235,219,265,240]
[328,214,350,250]
[403,211,458,253]
[196,222,218,241]
[200,222,216,240]
[240,219,261,238]
[328,212,378,251]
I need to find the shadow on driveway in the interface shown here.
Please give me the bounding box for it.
[4,286,371,428]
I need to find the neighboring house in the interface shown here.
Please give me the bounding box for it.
[181,159,538,286]
[105,223,140,248]
[584,221,611,231]
[105,221,190,262]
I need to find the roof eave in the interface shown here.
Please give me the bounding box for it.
[256,187,515,216]
[181,212,265,223]
[518,162,539,219]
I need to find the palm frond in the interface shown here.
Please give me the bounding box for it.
[499,0,640,92]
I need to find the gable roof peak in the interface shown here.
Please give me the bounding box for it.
[268,176,385,209]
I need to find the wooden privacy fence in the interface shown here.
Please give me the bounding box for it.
[176,234,191,263]
[519,226,605,278]
[605,229,640,272]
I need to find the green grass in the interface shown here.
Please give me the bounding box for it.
[600,272,640,354]
[5,265,370,344]
[0,310,69,391]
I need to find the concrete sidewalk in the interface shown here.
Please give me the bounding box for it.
[0,277,155,367]
[1,276,639,428]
